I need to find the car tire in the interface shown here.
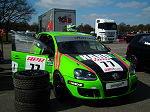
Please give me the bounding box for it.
[15,87,50,103]
[53,71,71,101]
[13,70,50,90]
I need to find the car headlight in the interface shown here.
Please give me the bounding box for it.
[74,69,97,81]
[129,63,136,76]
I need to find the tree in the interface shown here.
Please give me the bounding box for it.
[137,24,144,33]
[0,0,35,42]
[77,24,94,33]
[77,24,84,32]
[29,22,38,32]
[84,24,94,34]
[117,22,127,34]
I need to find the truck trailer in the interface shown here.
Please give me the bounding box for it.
[38,8,76,32]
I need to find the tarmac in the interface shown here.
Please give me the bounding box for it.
[0,43,15,112]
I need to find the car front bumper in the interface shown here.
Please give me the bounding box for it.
[64,74,137,99]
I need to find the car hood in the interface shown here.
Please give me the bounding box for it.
[68,53,128,74]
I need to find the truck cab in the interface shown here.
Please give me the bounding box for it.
[95,18,117,43]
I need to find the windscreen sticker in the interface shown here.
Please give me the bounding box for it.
[94,59,123,72]
[79,54,112,60]
[55,36,96,42]
[79,54,123,72]
[12,61,18,73]
[25,55,46,70]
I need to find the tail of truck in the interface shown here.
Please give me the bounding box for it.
[38,8,76,32]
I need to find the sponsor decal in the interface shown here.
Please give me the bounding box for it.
[47,58,53,66]
[47,63,53,66]
[79,54,112,60]
[58,16,72,23]
[27,56,45,63]
[144,42,150,45]
[47,58,53,62]
[47,20,53,30]
[12,61,18,73]
[68,80,84,87]
[91,87,96,89]
[79,54,123,72]
[94,59,123,72]
[25,55,46,70]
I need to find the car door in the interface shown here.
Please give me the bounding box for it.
[11,33,53,78]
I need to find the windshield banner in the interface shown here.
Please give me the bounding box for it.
[56,36,96,42]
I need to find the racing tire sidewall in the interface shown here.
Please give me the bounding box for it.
[15,87,50,103]
[15,101,49,112]
[13,70,50,90]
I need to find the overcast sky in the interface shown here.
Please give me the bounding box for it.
[27,0,150,27]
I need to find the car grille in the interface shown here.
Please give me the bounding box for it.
[78,88,100,97]
[97,71,129,97]
[97,71,128,82]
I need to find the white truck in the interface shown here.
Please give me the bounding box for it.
[95,18,117,42]
[38,8,76,32]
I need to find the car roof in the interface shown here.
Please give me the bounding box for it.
[40,32,92,37]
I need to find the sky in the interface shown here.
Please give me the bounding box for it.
[27,0,150,27]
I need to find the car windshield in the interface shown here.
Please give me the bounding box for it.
[55,36,109,54]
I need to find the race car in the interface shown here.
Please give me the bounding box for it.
[11,32,137,100]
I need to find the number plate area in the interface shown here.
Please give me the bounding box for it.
[25,55,46,70]
[106,80,128,90]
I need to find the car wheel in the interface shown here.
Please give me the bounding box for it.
[53,71,70,101]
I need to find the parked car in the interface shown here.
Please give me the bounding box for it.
[12,32,137,100]
[126,33,150,70]
[124,34,136,43]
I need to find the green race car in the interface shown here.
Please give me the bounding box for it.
[11,32,137,100]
